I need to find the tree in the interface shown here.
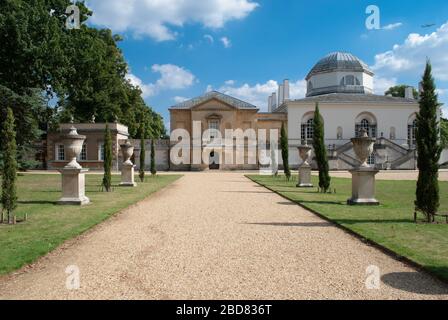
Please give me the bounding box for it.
[280,123,291,181]
[312,103,331,192]
[102,124,112,192]
[1,108,18,224]
[441,117,448,149]
[415,61,442,222]
[150,139,156,176]
[139,123,146,182]
[385,85,419,99]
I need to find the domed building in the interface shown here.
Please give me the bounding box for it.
[274,51,423,170]
[168,51,439,171]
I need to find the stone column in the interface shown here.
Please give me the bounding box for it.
[297,144,313,188]
[347,129,379,205]
[58,127,90,205]
[120,141,137,187]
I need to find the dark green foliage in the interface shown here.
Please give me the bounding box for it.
[385,85,419,99]
[102,124,112,192]
[150,139,156,176]
[441,118,448,149]
[415,61,442,222]
[280,123,291,181]
[139,123,146,182]
[1,108,18,223]
[312,103,331,192]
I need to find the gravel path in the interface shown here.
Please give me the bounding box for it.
[0,172,447,300]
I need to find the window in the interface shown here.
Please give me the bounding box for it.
[98,143,105,161]
[368,152,376,165]
[341,75,361,86]
[78,144,87,161]
[301,118,314,142]
[408,119,417,147]
[356,118,377,138]
[56,144,65,161]
[208,120,219,140]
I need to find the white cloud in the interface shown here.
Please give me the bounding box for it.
[173,96,189,103]
[126,64,196,98]
[220,37,232,48]
[204,34,214,44]
[217,79,306,111]
[373,76,397,95]
[87,0,259,41]
[382,22,403,30]
[372,21,448,80]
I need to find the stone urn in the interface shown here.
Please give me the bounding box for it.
[351,129,375,168]
[296,143,313,188]
[120,140,137,187]
[347,129,379,205]
[298,144,312,167]
[62,127,86,169]
[58,126,89,206]
[120,140,134,165]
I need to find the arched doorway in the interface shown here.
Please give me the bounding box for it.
[209,151,220,170]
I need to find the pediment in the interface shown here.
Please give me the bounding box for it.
[192,98,236,111]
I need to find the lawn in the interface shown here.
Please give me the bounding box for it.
[247,174,448,282]
[0,173,181,275]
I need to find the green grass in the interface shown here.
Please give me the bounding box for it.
[247,174,448,282]
[0,174,181,275]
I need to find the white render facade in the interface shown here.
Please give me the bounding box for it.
[275,52,426,170]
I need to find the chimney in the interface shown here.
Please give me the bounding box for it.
[278,84,284,106]
[405,86,414,99]
[283,79,290,101]
[272,92,277,110]
[268,95,272,113]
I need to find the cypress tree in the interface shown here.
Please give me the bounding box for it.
[1,108,18,224]
[280,123,291,181]
[150,139,156,176]
[312,103,331,192]
[102,124,112,192]
[415,60,442,222]
[139,123,146,182]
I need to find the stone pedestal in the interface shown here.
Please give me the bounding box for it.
[120,141,137,187]
[347,129,380,205]
[58,126,90,206]
[120,163,136,186]
[58,168,90,205]
[296,144,313,188]
[297,164,313,187]
[347,168,379,205]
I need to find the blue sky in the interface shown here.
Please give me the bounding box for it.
[86,0,448,127]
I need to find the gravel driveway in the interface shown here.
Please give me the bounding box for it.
[0,172,447,299]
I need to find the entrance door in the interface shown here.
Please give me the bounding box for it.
[209,151,220,170]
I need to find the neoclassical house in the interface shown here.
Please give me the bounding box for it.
[276,52,422,170]
[169,51,437,170]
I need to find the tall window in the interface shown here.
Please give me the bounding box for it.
[78,144,87,161]
[368,152,376,165]
[356,118,377,138]
[208,120,219,140]
[98,143,105,161]
[301,118,314,142]
[56,144,65,161]
[408,119,417,147]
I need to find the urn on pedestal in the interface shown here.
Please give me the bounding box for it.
[120,140,137,187]
[58,127,90,205]
[296,143,313,188]
[347,129,379,205]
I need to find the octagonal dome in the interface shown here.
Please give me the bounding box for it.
[306,52,374,97]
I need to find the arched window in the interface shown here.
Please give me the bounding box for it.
[301,118,314,142]
[355,114,377,138]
